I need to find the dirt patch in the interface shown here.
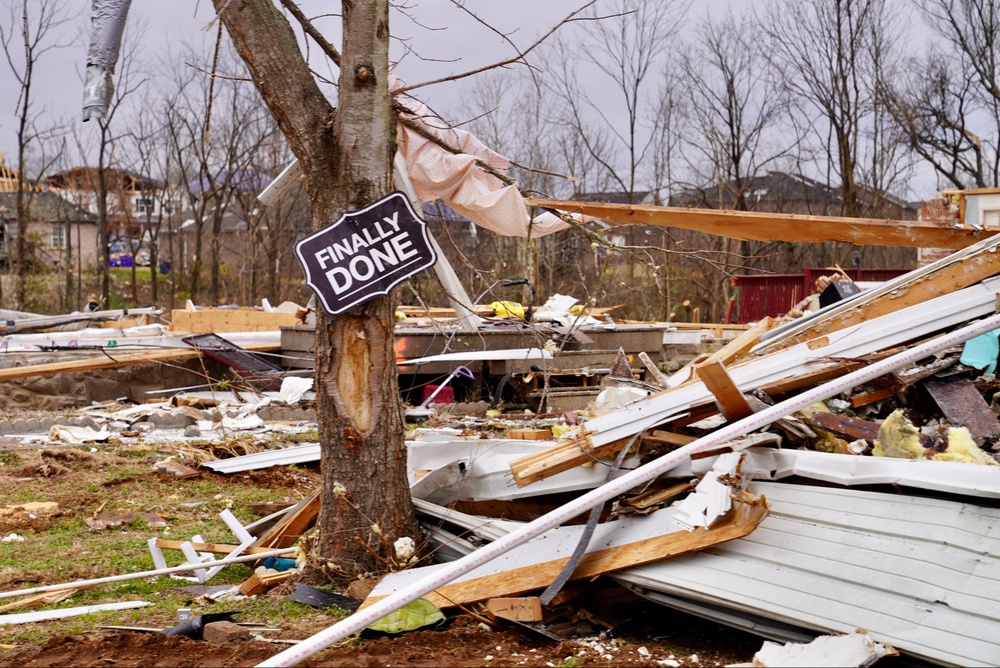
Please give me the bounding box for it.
[0,610,761,668]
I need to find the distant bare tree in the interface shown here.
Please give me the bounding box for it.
[164,44,275,304]
[544,0,688,200]
[884,1,1000,189]
[764,0,905,216]
[0,0,72,308]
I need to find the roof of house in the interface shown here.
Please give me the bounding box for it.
[45,167,165,192]
[0,191,96,223]
[671,172,917,214]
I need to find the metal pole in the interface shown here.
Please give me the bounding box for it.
[258,311,1000,667]
[0,548,294,601]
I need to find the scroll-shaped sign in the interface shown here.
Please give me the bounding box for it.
[295,191,437,315]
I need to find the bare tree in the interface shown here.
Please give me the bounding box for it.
[212,0,418,582]
[764,0,906,216]
[163,45,274,305]
[0,0,72,308]
[544,0,688,201]
[884,1,1000,189]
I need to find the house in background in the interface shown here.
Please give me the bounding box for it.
[0,191,98,269]
[670,171,918,221]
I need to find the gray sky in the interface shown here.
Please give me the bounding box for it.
[0,0,942,199]
[0,1,613,161]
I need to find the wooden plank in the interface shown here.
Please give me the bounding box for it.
[764,239,1000,351]
[642,430,697,446]
[849,386,897,408]
[170,308,300,334]
[252,488,321,551]
[638,351,669,387]
[527,198,990,250]
[923,376,1000,439]
[153,539,285,556]
[0,343,280,382]
[0,588,84,614]
[809,411,936,448]
[485,597,543,622]
[239,570,293,597]
[363,497,767,610]
[699,317,776,368]
[693,360,753,420]
[507,428,553,440]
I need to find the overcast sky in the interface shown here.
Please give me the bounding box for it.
[0,1,636,157]
[0,0,942,199]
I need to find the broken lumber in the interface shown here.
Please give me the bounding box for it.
[153,539,284,557]
[758,233,1000,352]
[923,375,1000,439]
[170,308,301,334]
[261,311,1000,667]
[693,359,754,420]
[485,597,543,622]
[251,488,321,552]
[809,412,935,448]
[239,570,294,597]
[0,587,87,614]
[362,495,767,610]
[0,343,280,382]
[527,198,990,250]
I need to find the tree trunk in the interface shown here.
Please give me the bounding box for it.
[214,0,416,584]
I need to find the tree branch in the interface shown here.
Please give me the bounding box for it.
[278,0,341,68]
[398,0,597,93]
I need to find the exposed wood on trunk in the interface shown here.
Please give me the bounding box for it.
[527,198,990,249]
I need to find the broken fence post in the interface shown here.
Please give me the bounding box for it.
[256,311,1000,668]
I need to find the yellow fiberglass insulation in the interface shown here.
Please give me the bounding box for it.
[873,410,926,459]
[933,427,1000,466]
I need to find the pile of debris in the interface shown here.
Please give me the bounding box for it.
[347,233,1000,668]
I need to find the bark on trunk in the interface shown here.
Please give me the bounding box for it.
[214,0,416,583]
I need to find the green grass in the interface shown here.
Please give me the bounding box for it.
[0,444,326,649]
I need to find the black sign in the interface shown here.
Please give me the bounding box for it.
[295,191,437,315]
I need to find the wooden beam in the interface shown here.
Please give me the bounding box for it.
[692,359,754,420]
[485,597,543,622]
[767,244,1000,350]
[170,308,301,333]
[251,488,321,551]
[0,343,280,382]
[527,198,990,250]
[363,497,767,610]
[153,539,284,556]
[0,587,86,614]
[642,430,697,446]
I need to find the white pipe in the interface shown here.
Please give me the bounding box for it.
[258,311,1000,667]
[0,548,294,601]
[258,159,303,206]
